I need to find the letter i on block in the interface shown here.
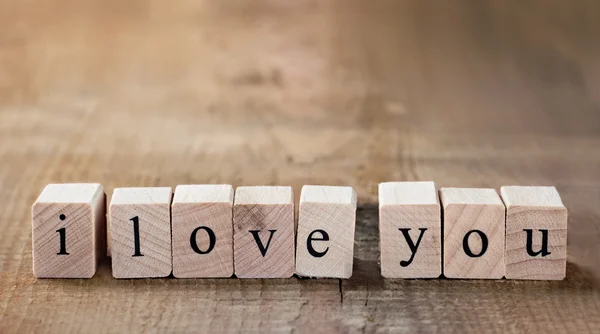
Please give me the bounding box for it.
[296,185,357,278]
[172,185,234,278]
[379,182,441,278]
[440,188,505,279]
[32,183,106,278]
[500,186,567,280]
[233,186,295,278]
[109,187,172,278]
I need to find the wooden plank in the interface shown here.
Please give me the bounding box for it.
[1,0,600,332]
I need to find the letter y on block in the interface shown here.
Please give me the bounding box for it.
[379,182,441,278]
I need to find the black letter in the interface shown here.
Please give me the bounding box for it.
[307,229,329,258]
[249,230,276,257]
[130,216,143,257]
[463,230,488,258]
[399,228,427,267]
[190,226,216,254]
[524,229,551,257]
[56,227,69,255]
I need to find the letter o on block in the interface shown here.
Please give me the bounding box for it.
[440,188,505,279]
[171,185,234,278]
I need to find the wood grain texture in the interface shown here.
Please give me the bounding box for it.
[2,0,600,332]
[440,188,505,279]
[233,186,295,278]
[172,184,234,278]
[379,182,441,278]
[296,185,357,278]
[31,183,105,278]
[501,186,568,280]
[109,187,173,278]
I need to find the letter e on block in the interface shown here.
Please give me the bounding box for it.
[296,185,357,278]
[32,183,106,278]
[233,186,295,278]
[501,186,567,280]
[379,182,441,278]
[109,187,172,279]
[440,188,505,279]
[172,185,234,278]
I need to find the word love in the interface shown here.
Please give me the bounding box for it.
[31,182,567,281]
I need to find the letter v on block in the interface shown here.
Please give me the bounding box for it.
[233,186,295,278]
[379,182,442,278]
[249,230,277,257]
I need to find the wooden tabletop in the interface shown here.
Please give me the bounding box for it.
[1,0,600,332]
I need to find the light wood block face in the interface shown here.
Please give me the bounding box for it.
[32,183,106,278]
[379,182,441,278]
[501,186,568,280]
[440,188,505,279]
[296,185,357,278]
[172,185,234,278]
[109,187,172,278]
[233,186,295,278]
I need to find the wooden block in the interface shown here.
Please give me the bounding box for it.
[440,188,505,279]
[500,186,568,280]
[32,183,106,278]
[233,186,295,278]
[109,187,172,278]
[172,185,234,278]
[378,182,441,278]
[296,185,357,278]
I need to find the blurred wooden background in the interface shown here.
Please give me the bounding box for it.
[1,0,600,332]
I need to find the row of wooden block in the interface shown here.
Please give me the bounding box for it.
[31,182,567,280]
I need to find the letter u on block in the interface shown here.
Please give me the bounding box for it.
[501,186,567,280]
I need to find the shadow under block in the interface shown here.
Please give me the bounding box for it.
[379,182,441,278]
[109,187,173,279]
[440,188,505,279]
[172,185,234,278]
[233,186,295,278]
[296,185,357,278]
[32,183,106,278]
[500,186,568,280]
